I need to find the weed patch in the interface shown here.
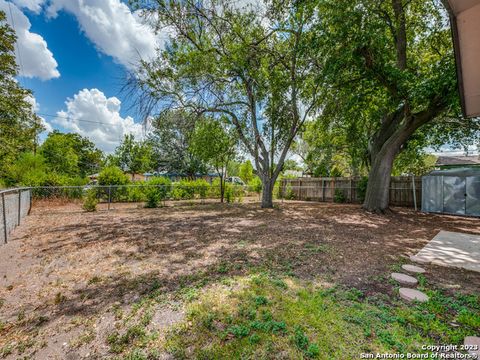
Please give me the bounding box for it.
[165,275,480,359]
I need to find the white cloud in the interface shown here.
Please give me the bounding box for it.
[40,116,53,133]
[53,88,144,152]
[46,0,160,70]
[24,93,39,112]
[0,0,59,80]
[12,0,44,13]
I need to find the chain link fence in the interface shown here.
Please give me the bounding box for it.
[1,188,32,245]
[1,183,259,244]
[0,177,421,245]
[29,183,255,204]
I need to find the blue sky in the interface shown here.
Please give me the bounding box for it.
[26,11,127,118]
[0,0,160,152]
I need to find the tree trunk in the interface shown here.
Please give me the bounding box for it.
[220,176,225,203]
[261,176,274,208]
[362,150,397,213]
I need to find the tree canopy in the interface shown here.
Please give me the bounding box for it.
[111,134,154,179]
[131,0,324,208]
[190,117,238,202]
[5,131,104,186]
[0,10,43,179]
[238,161,254,184]
[308,0,480,211]
[40,131,103,178]
[148,110,207,178]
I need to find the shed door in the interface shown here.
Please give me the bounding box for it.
[443,176,466,215]
[422,176,443,213]
[466,177,480,216]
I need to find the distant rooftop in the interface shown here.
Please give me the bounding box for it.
[436,155,480,167]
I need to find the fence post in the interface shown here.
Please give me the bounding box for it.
[299,179,302,200]
[331,179,335,203]
[2,193,7,244]
[349,179,353,203]
[29,189,32,215]
[412,175,417,211]
[322,180,325,202]
[108,186,112,211]
[17,190,21,225]
[280,180,284,203]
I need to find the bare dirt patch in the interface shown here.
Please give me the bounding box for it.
[1,200,479,358]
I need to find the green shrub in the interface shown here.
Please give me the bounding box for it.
[206,178,243,203]
[144,177,171,208]
[225,183,234,203]
[274,180,281,200]
[248,177,262,195]
[28,173,88,199]
[97,166,130,201]
[357,177,369,202]
[223,182,244,203]
[5,152,47,187]
[334,188,346,203]
[128,185,146,202]
[284,183,295,200]
[82,189,98,212]
[97,166,130,186]
[65,176,88,199]
[193,179,210,199]
[171,180,196,200]
[5,152,88,199]
[209,178,222,198]
[235,185,244,203]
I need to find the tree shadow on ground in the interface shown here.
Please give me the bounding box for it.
[5,201,480,345]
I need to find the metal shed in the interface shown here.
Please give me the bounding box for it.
[422,168,480,217]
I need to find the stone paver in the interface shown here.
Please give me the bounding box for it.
[402,264,426,274]
[399,288,429,303]
[464,336,480,357]
[391,272,418,286]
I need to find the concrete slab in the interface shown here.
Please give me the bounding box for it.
[415,231,480,273]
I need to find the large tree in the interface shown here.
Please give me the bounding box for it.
[148,110,207,178]
[131,0,323,208]
[301,119,369,177]
[314,0,478,212]
[40,131,104,177]
[0,10,43,179]
[190,117,238,202]
[112,134,153,179]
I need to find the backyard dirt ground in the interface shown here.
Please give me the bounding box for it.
[1,200,480,359]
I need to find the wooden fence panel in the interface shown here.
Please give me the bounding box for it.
[280,176,422,208]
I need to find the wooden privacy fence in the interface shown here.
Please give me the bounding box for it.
[279,176,422,208]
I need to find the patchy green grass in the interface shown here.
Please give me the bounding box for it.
[164,274,480,359]
[106,300,159,355]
